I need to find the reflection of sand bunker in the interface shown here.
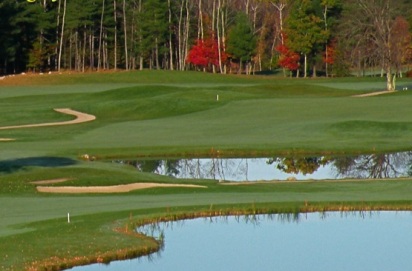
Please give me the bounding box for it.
[0,108,96,130]
[36,182,207,193]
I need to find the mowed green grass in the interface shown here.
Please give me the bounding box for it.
[1,71,412,270]
[0,71,411,159]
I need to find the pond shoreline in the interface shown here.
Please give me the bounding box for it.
[30,202,412,271]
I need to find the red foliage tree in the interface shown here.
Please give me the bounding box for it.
[275,44,300,71]
[323,40,336,65]
[187,39,209,67]
[186,36,227,71]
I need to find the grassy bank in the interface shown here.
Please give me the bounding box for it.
[1,70,412,270]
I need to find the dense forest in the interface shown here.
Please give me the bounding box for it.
[0,0,411,82]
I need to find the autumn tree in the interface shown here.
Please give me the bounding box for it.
[322,39,337,75]
[275,33,300,76]
[342,0,409,91]
[321,0,342,77]
[390,16,411,78]
[187,39,211,69]
[186,35,228,72]
[268,0,291,72]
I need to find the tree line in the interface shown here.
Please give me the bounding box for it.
[1,0,411,82]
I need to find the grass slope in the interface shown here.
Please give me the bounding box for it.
[0,71,412,270]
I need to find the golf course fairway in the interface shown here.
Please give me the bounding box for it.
[1,70,412,270]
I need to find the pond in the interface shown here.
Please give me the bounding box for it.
[114,151,412,181]
[67,211,412,271]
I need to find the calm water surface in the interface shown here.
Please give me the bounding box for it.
[116,152,412,181]
[68,211,412,271]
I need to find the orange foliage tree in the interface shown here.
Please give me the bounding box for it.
[390,16,412,76]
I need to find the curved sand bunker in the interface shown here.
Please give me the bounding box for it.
[36,182,207,193]
[0,108,96,130]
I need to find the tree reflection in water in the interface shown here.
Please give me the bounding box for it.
[137,211,380,241]
[270,152,412,179]
[119,158,249,181]
[267,156,330,175]
[332,152,412,179]
[115,151,412,181]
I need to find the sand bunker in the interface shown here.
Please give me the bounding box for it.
[352,90,395,97]
[0,138,15,141]
[36,182,207,193]
[0,108,96,130]
[30,178,72,185]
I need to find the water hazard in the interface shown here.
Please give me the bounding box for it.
[114,151,412,181]
[67,211,412,271]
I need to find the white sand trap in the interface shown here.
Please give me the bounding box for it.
[36,182,207,193]
[0,108,96,130]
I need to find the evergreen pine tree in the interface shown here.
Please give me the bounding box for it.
[226,13,256,74]
[138,0,169,69]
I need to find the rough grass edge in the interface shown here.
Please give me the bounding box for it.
[25,230,159,271]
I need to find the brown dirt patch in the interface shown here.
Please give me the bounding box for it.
[0,108,96,130]
[36,182,207,194]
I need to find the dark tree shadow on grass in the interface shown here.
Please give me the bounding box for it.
[0,157,77,173]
